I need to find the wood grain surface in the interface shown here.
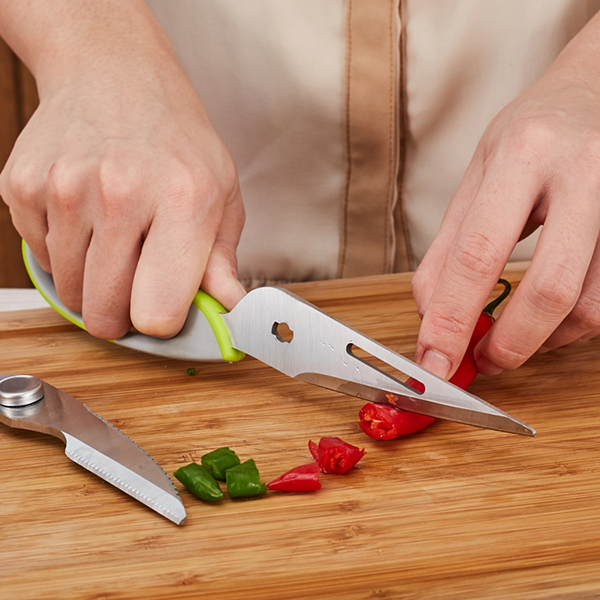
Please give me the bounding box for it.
[0,37,38,288]
[2,262,600,600]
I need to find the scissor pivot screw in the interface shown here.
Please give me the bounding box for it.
[0,375,45,407]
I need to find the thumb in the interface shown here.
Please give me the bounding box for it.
[201,188,246,311]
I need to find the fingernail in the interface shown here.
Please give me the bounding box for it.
[476,355,504,376]
[419,350,452,379]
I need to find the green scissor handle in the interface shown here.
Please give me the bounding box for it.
[22,241,244,362]
[190,290,245,362]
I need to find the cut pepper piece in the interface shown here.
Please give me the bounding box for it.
[308,437,365,474]
[201,446,241,481]
[225,459,267,499]
[267,462,321,492]
[358,401,436,440]
[173,462,223,502]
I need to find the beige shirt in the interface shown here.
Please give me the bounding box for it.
[145,0,600,288]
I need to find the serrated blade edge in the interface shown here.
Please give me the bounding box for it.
[65,433,186,525]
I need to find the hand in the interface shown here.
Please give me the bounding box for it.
[411,13,600,378]
[0,2,246,340]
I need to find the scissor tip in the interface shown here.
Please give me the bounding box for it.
[509,422,536,437]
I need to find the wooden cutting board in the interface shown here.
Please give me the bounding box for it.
[2,262,600,600]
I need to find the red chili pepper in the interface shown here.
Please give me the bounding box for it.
[308,436,365,474]
[266,462,322,492]
[358,279,512,440]
[358,399,435,440]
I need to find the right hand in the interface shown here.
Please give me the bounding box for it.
[0,39,246,340]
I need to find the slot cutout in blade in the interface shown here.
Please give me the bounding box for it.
[346,343,425,396]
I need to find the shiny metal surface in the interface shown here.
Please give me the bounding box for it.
[223,288,535,437]
[0,375,45,406]
[0,375,186,524]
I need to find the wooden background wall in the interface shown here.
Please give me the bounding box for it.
[0,37,38,287]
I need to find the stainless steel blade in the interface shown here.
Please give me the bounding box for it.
[222,288,535,437]
[0,375,186,524]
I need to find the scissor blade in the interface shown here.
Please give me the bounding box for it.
[222,288,535,436]
[297,373,533,436]
[0,376,186,524]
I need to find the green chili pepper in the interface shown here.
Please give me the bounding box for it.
[225,459,267,499]
[186,367,196,376]
[201,447,241,481]
[173,462,223,502]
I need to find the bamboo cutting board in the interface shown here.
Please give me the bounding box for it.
[2,262,600,600]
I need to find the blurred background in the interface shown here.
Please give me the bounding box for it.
[0,37,38,287]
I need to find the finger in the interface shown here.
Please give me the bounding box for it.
[130,183,232,338]
[475,183,600,373]
[82,229,142,340]
[45,213,93,313]
[415,159,543,379]
[41,159,98,311]
[200,185,246,310]
[412,153,484,318]
[536,236,600,351]
[0,157,51,271]
[564,326,600,348]
[46,224,92,313]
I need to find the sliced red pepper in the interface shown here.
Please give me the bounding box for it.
[308,436,365,474]
[266,462,321,492]
[359,279,511,440]
[358,400,436,440]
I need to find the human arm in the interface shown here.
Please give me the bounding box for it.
[411,11,600,378]
[0,0,246,340]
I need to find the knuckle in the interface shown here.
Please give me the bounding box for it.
[527,266,580,317]
[428,310,472,340]
[505,118,557,160]
[3,158,39,202]
[161,162,238,216]
[452,230,503,278]
[161,162,207,207]
[46,160,86,210]
[484,338,529,370]
[97,158,138,212]
[420,308,474,368]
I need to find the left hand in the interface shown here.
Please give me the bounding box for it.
[411,12,600,379]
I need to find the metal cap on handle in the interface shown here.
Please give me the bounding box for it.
[0,375,45,407]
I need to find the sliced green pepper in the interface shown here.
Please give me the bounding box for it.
[201,447,241,481]
[225,459,267,499]
[173,462,223,502]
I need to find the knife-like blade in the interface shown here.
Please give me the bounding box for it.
[0,375,186,524]
[222,288,535,436]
